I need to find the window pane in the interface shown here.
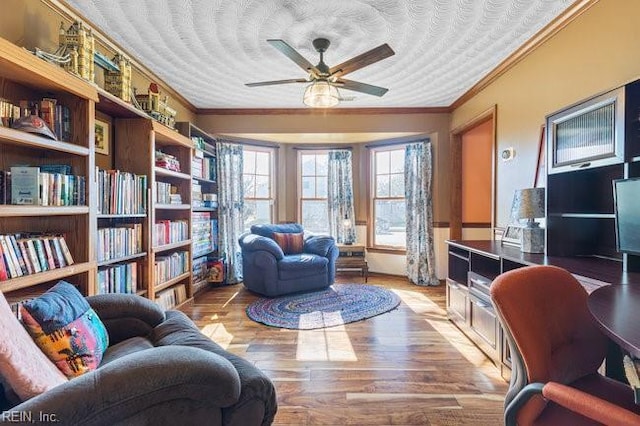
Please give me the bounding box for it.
[302,176,315,198]
[316,154,328,175]
[243,175,255,198]
[374,199,406,247]
[243,150,256,174]
[376,151,389,174]
[390,173,405,197]
[244,200,271,231]
[255,152,270,175]
[302,200,329,234]
[390,149,404,173]
[255,175,270,198]
[376,175,389,197]
[316,176,327,198]
[301,154,315,175]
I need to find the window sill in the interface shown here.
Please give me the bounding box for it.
[366,247,406,255]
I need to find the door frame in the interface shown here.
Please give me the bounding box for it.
[449,105,497,240]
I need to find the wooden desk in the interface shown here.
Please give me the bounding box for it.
[588,285,640,359]
[336,244,368,282]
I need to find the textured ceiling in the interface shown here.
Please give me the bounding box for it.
[65,0,574,109]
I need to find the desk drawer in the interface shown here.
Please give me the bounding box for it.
[469,293,498,351]
[468,271,492,297]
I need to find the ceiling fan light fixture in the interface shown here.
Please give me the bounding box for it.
[303,81,339,108]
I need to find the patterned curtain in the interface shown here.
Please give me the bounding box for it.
[405,140,438,286]
[217,141,244,284]
[327,150,356,243]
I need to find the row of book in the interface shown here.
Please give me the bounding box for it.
[0,97,72,142]
[0,234,74,281]
[97,224,143,262]
[155,181,181,205]
[153,220,189,247]
[192,149,216,181]
[1,166,86,206]
[155,150,181,172]
[155,283,188,310]
[192,213,217,257]
[97,261,138,295]
[97,169,147,215]
[154,251,189,286]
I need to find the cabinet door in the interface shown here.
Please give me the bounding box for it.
[469,293,498,357]
[446,279,468,323]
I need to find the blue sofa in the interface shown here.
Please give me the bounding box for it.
[238,224,338,297]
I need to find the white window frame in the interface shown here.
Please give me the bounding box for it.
[370,145,407,250]
[242,146,275,231]
[298,150,329,234]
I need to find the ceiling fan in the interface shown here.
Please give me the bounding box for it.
[245,38,395,107]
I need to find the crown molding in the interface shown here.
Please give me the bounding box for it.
[197,107,451,115]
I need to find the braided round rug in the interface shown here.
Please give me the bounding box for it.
[246,284,401,330]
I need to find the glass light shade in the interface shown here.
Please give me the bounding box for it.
[303,81,339,108]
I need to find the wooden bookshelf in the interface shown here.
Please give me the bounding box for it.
[0,35,97,299]
[177,122,219,295]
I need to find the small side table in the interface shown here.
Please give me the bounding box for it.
[336,244,368,282]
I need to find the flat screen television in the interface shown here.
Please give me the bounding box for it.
[613,177,640,255]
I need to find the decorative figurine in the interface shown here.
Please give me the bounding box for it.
[104,53,132,102]
[58,21,95,82]
[134,83,177,129]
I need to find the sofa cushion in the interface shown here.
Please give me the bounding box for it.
[0,292,67,401]
[272,232,304,255]
[20,281,109,378]
[100,336,154,366]
[251,223,304,239]
[278,254,328,280]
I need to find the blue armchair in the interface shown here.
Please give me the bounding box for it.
[238,223,339,297]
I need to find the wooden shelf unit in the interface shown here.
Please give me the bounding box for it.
[108,116,193,308]
[0,35,97,299]
[176,122,219,294]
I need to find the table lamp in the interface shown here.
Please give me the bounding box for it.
[342,214,354,245]
[514,187,546,253]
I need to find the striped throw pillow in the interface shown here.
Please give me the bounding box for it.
[272,232,304,255]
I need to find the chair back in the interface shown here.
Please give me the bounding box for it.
[490,265,609,424]
[250,223,303,240]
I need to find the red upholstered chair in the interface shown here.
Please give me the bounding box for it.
[490,265,640,425]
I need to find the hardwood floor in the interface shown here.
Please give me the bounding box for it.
[180,274,508,425]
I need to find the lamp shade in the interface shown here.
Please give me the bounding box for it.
[514,188,545,220]
[303,81,339,108]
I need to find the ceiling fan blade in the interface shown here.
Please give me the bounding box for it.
[245,78,308,87]
[336,79,389,97]
[329,44,395,78]
[267,39,320,76]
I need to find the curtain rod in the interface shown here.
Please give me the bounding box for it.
[364,135,431,149]
[292,146,353,151]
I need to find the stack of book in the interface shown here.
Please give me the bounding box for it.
[0,233,74,281]
[155,150,181,172]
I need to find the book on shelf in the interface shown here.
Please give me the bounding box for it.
[97,169,147,215]
[11,166,40,205]
[5,165,85,206]
[0,233,74,281]
[1,97,71,141]
[155,150,181,172]
[97,261,138,295]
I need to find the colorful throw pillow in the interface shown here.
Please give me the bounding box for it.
[0,291,67,401]
[20,281,109,378]
[272,232,304,255]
